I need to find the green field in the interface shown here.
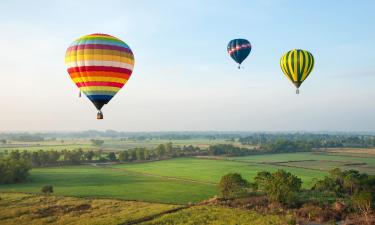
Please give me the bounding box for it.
[1,151,374,205]
[0,138,232,152]
[0,166,216,204]
[113,157,327,187]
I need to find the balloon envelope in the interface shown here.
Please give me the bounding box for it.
[280,49,314,92]
[65,33,135,115]
[227,39,251,67]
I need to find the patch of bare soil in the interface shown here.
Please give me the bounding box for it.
[35,203,91,218]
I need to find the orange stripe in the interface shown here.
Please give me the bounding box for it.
[69,71,131,79]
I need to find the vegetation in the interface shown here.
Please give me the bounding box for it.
[141,205,288,225]
[218,173,248,199]
[41,185,53,194]
[0,193,179,225]
[254,169,302,206]
[0,157,31,184]
[0,165,216,204]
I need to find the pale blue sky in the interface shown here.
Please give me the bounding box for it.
[0,0,374,131]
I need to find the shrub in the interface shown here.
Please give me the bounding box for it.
[41,185,54,194]
[219,173,248,199]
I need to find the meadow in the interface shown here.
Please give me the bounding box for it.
[0,193,288,225]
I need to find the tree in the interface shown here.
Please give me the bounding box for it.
[118,151,129,162]
[91,139,104,147]
[156,144,166,158]
[352,192,373,224]
[0,139,6,144]
[218,173,248,199]
[108,152,117,161]
[41,185,54,194]
[255,170,302,206]
[84,151,95,161]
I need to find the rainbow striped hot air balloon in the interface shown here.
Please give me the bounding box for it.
[65,33,134,119]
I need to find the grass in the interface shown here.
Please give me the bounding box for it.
[140,205,288,225]
[0,193,288,225]
[113,157,327,187]
[0,166,216,204]
[0,193,179,225]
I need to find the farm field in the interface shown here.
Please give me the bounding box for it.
[0,193,288,225]
[113,157,327,187]
[0,138,235,152]
[229,152,375,174]
[1,151,374,205]
[0,166,216,204]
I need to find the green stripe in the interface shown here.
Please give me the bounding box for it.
[284,52,294,81]
[299,50,306,82]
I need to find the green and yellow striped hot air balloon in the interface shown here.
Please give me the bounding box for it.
[280,49,314,94]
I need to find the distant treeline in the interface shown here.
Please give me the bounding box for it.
[0,143,203,168]
[239,133,375,148]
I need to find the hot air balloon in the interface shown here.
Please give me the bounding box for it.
[65,33,135,119]
[227,39,251,69]
[280,49,314,94]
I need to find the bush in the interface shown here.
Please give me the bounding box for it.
[219,173,248,199]
[41,185,54,194]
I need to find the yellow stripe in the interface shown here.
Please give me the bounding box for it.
[287,50,296,82]
[79,86,121,92]
[66,49,133,58]
[65,54,134,64]
[73,77,127,83]
[280,54,292,82]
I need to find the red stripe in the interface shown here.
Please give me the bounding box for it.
[68,66,132,74]
[76,81,124,88]
[67,44,132,54]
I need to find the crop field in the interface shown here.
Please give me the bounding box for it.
[230,152,375,174]
[0,150,374,206]
[0,138,234,152]
[0,166,216,204]
[113,157,327,187]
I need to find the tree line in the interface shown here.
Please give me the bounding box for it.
[218,168,375,222]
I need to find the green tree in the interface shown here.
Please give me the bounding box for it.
[156,144,166,158]
[41,185,54,194]
[218,173,248,199]
[118,151,129,162]
[84,151,95,161]
[108,152,117,161]
[255,170,302,206]
[91,139,104,147]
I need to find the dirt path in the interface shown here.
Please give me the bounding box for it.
[119,206,190,225]
[98,165,217,186]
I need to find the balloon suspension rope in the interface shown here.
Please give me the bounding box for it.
[296,88,300,94]
[97,110,103,120]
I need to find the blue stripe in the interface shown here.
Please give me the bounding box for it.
[87,95,113,101]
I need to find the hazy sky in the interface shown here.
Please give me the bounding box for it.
[0,0,374,131]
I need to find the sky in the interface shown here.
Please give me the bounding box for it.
[0,0,374,132]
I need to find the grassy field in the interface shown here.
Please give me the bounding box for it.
[0,193,179,225]
[0,193,288,225]
[1,150,374,205]
[141,205,288,225]
[114,157,328,187]
[230,152,375,174]
[0,138,231,152]
[0,166,216,204]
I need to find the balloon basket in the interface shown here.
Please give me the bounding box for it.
[296,89,300,94]
[97,111,103,120]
